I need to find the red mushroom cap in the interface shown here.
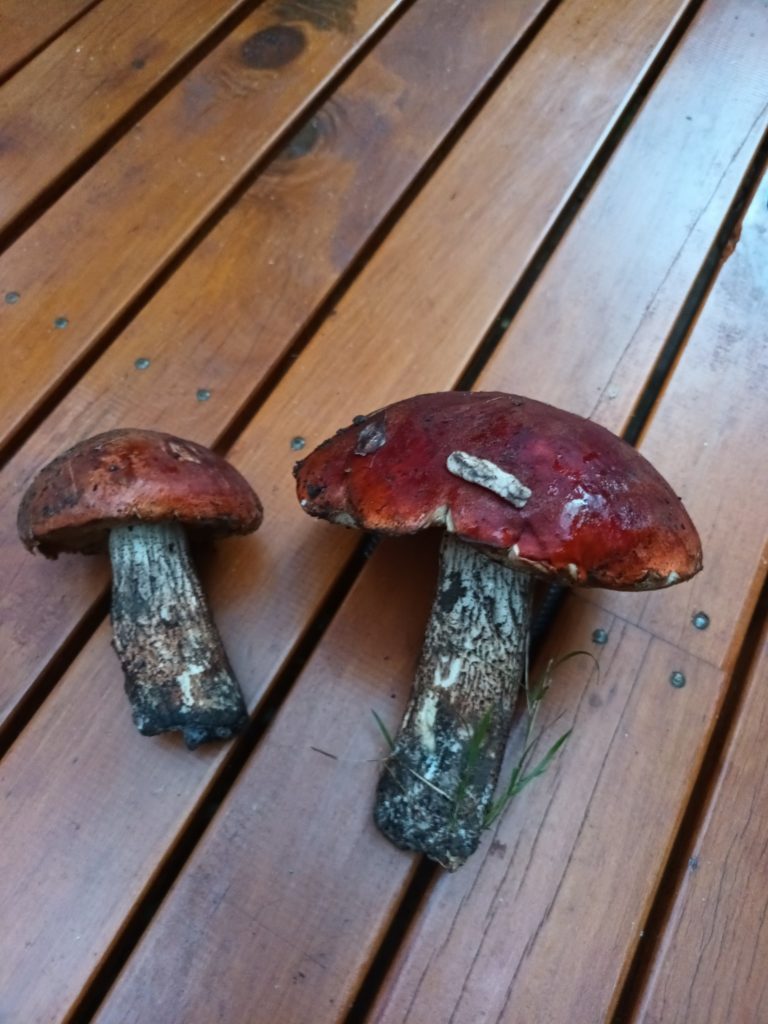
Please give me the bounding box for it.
[18,428,263,557]
[294,392,702,590]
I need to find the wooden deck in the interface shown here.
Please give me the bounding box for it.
[1,1,766,1020]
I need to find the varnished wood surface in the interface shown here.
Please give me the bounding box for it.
[0,0,552,730]
[0,0,766,1021]
[637,629,768,1024]
[0,0,405,453]
[0,0,254,234]
[633,174,768,1024]
[0,0,684,730]
[372,161,768,1024]
[0,0,99,82]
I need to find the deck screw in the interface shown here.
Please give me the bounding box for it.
[53,316,69,329]
[670,670,686,689]
[4,291,20,304]
[134,357,151,370]
[591,628,609,645]
[290,436,306,451]
[196,388,211,401]
[692,611,710,630]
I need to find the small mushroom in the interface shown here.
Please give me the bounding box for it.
[18,428,262,749]
[295,392,702,869]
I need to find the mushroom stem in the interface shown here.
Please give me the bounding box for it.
[375,533,532,869]
[108,522,248,749]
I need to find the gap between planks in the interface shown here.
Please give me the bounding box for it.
[0,0,103,85]
[612,575,768,1023]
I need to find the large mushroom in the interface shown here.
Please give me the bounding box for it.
[294,391,702,869]
[18,428,262,749]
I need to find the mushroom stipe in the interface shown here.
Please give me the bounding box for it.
[295,391,702,869]
[375,535,532,868]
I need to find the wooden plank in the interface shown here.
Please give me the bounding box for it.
[91,589,724,1024]
[0,0,554,731]
[0,0,691,730]
[370,162,768,1023]
[93,8,768,1024]
[628,187,768,1023]
[0,0,99,82]
[635,623,768,1024]
[0,0,708,1018]
[0,539,433,1024]
[585,172,768,672]
[0,0,405,452]
[0,0,252,229]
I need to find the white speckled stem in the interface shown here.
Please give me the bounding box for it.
[375,534,532,869]
[109,522,248,749]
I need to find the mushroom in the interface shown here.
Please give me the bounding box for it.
[294,391,702,869]
[18,428,262,749]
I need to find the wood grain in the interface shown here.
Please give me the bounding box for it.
[588,169,768,670]
[0,538,434,1024]
[628,176,768,1022]
[0,0,704,1017]
[0,0,403,451]
[479,0,768,450]
[371,149,768,1024]
[0,0,98,82]
[0,0,551,733]
[0,0,252,232]
[635,623,768,1024]
[0,0,686,730]
[91,572,724,1024]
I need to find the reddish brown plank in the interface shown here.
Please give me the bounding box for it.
[0,540,433,1024]
[0,0,691,730]
[0,0,405,452]
[635,623,768,1024]
[586,169,768,671]
[0,0,254,229]
[0,0,99,81]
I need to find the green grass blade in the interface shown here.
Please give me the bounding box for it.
[371,709,396,751]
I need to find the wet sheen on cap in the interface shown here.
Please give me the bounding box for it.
[19,428,263,557]
[294,391,702,590]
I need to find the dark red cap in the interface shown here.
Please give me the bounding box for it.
[294,392,702,590]
[19,428,263,557]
